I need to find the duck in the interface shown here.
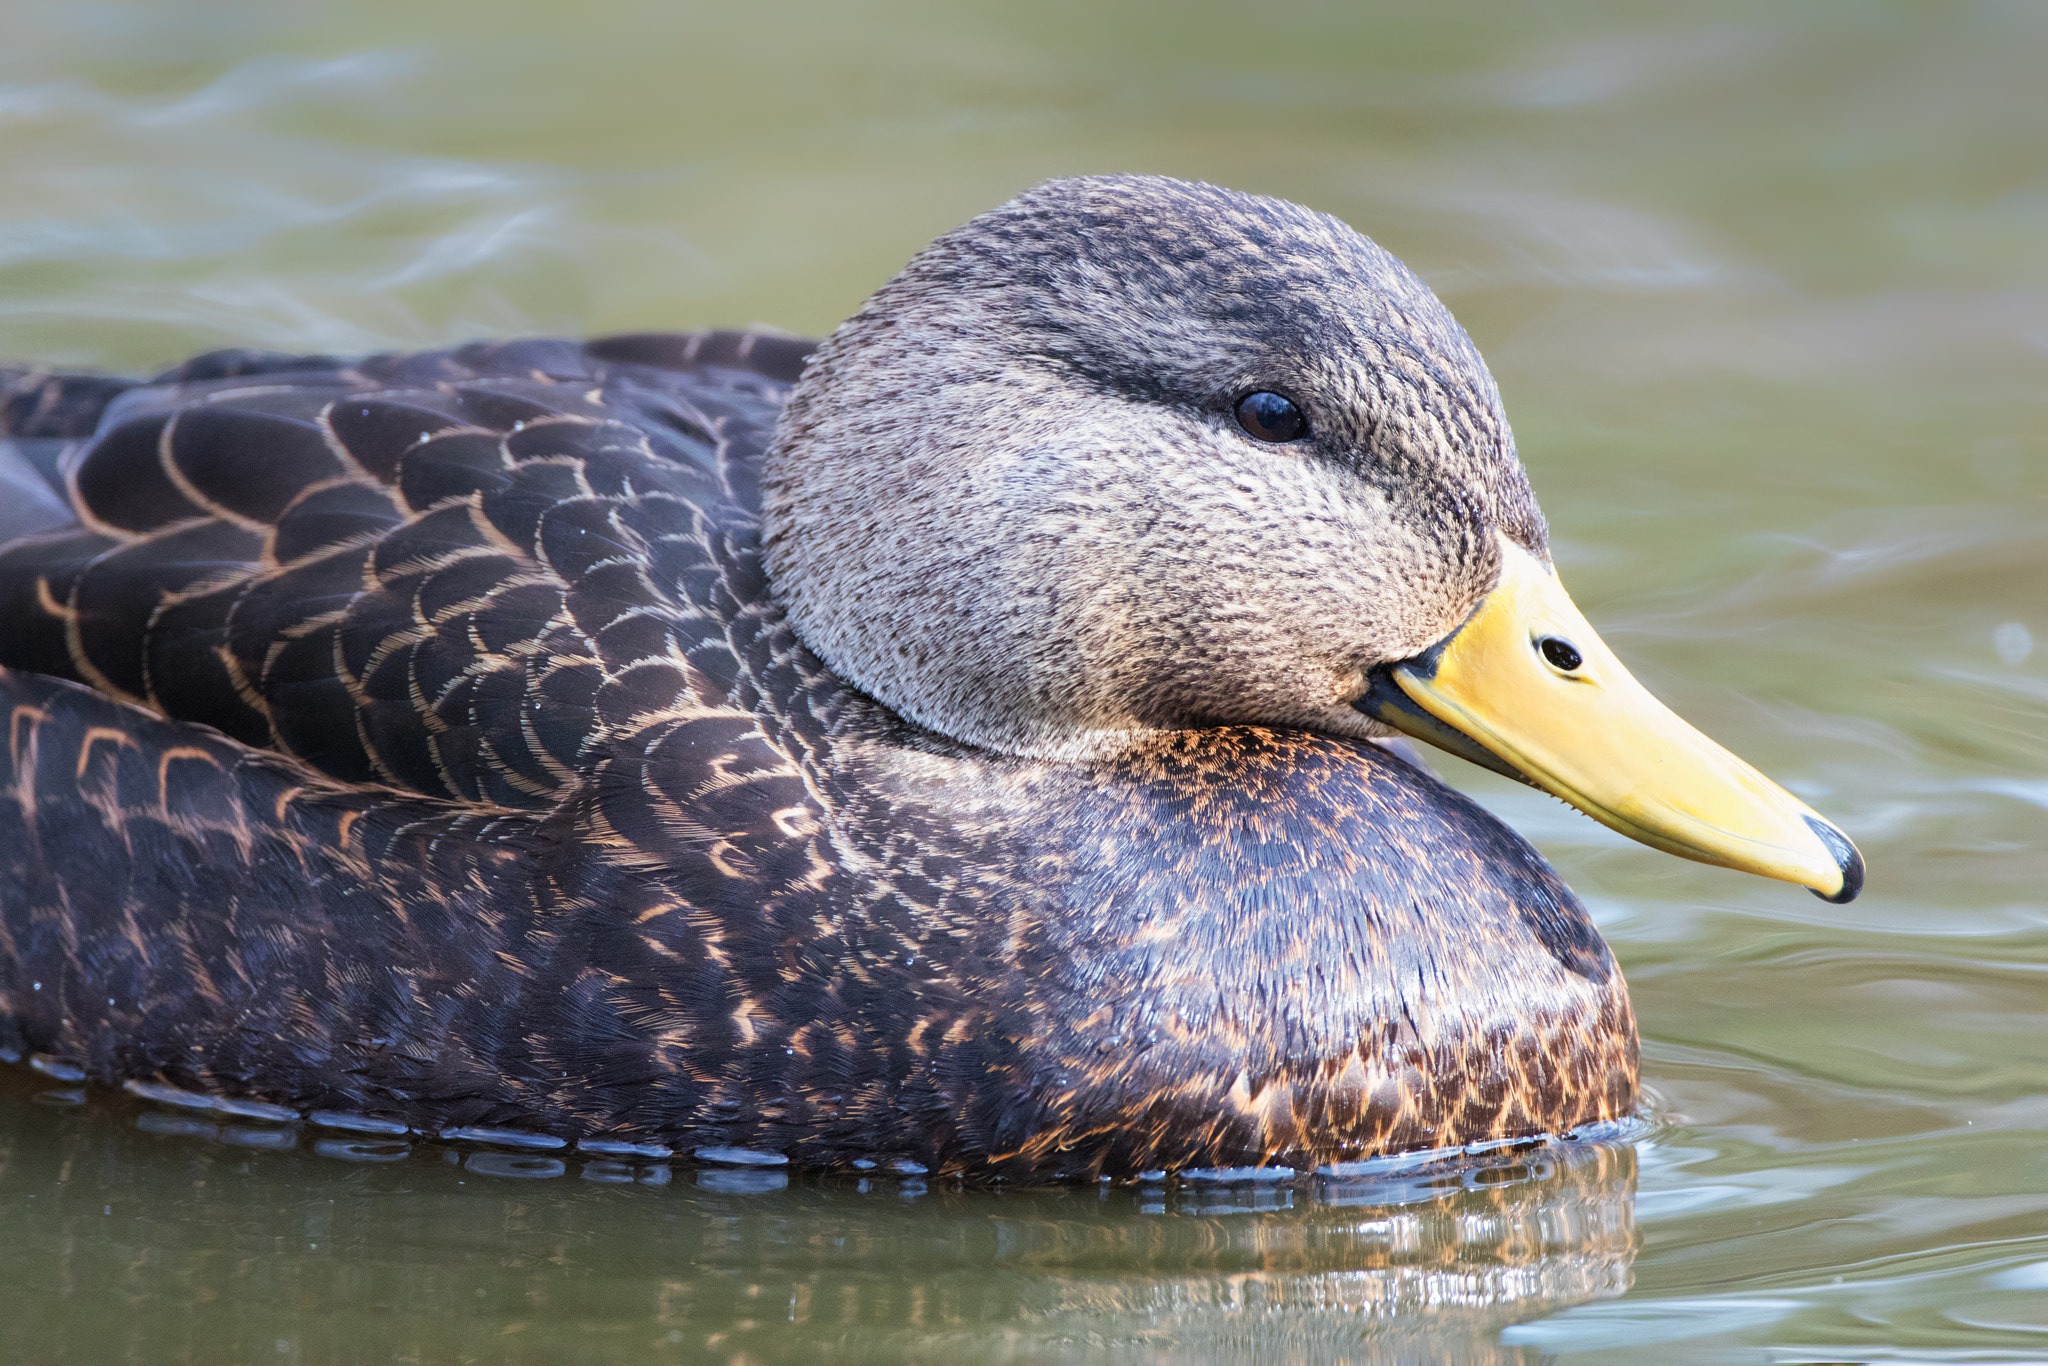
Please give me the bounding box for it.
[0,175,1860,1179]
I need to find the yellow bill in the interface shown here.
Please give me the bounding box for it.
[1360,532,1863,903]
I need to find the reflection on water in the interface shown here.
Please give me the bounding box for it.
[2,0,2046,1361]
[0,1070,1637,1364]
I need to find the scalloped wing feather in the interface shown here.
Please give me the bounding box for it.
[0,333,813,809]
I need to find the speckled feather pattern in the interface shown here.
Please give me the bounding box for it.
[0,178,1639,1176]
[0,333,1633,1175]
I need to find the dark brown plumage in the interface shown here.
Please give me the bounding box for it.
[0,178,1638,1178]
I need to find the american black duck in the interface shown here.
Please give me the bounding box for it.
[0,176,1859,1177]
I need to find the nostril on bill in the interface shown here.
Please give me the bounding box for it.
[1538,636,1583,672]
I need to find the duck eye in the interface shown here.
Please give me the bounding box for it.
[1234,391,1308,443]
[1539,636,1584,672]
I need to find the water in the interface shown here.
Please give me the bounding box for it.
[1,1,2043,1360]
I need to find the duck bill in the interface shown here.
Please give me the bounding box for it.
[1360,533,1863,903]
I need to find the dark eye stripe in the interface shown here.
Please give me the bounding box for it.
[1235,391,1308,443]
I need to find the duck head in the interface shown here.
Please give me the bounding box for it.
[761,174,1861,903]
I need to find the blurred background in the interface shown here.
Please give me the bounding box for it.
[1,2,2044,1362]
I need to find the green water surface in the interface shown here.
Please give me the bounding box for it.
[1,2,2044,1362]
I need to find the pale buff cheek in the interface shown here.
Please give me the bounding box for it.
[1136,455,1457,675]
[1327,665,1369,706]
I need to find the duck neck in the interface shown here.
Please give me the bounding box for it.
[757,334,1164,760]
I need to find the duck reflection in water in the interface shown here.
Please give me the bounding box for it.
[0,1067,1639,1364]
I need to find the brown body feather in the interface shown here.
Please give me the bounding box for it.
[0,331,1635,1176]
